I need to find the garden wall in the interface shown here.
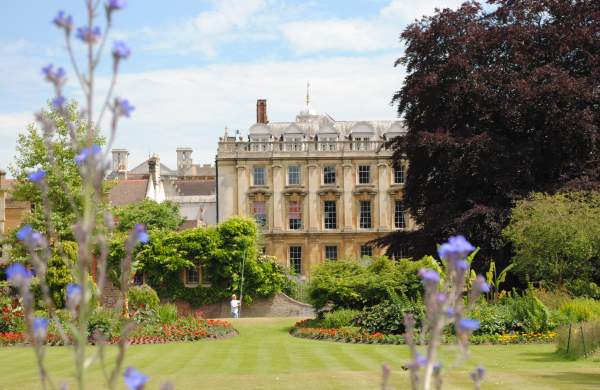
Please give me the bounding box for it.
[174,293,315,319]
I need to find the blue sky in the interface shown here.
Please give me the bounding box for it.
[0,0,464,173]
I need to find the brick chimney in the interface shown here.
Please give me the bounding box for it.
[256,99,268,124]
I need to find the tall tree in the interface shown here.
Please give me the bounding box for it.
[9,103,106,241]
[113,199,184,233]
[380,0,600,270]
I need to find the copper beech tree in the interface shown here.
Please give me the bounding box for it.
[380,0,600,271]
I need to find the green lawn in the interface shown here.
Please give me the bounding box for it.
[0,317,599,389]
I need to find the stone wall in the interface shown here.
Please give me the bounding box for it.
[173,293,314,319]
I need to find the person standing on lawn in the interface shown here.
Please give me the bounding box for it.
[231,294,241,318]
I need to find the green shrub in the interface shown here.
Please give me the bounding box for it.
[128,284,160,311]
[308,256,437,311]
[559,298,600,323]
[322,309,360,329]
[156,303,179,325]
[354,300,424,335]
[469,303,513,335]
[88,308,118,338]
[566,280,600,300]
[505,289,553,332]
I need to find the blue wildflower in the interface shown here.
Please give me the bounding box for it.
[52,96,67,109]
[53,10,73,30]
[455,259,469,271]
[473,275,491,293]
[75,145,102,165]
[107,0,127,11]
[458,318,480,332]
[123,367,148,390]
[415,353,428,367]
[418,268,440,284]
[66,283,83,306]
[438,235,475,262]
[134,224,149,244]
[76,26,102,44]
[6,263,32,286]
[28,168,47,183]
[32,317,48,340]
[112,41,131,60]
[16,225,34,241]
[41,64,66,85]
[115,98,135,117]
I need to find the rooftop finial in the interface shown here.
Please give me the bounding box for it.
[305,81,311,106]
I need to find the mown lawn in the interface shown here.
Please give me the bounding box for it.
[0,317,599,389]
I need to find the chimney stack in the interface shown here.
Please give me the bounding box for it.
[111,149,129,179]
[256,99,268,124]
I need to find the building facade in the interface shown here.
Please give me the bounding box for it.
[108,149,217,228]
[216,99,414,276]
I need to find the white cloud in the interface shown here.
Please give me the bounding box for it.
[0,112,35,172]
[136,0,269,57]
[281,19,397,53]
[101,54,405,170]
[380,0,465,21]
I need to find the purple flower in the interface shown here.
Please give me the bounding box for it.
[75,145,102,165]
[28,168,47,183]
[115,98,135,117]
[415,353,427,367]
[41,64,66,85]
[52,96,67,109]
[16,225,45,247]
[445,306,455,318]
[458,318,480,332]
[456,260,469,271]
[53,10,73,30]
[134,224,149,244]
[123,367,148,390]
[438,235,475,262]
[66,283,82,306]
[435,293,447,303]
[418,268,440,284]
[112,41,131,60]
[6,263,32,286]
[16,225,34,241]
[473,275,491,293]
[32,317,48,340]
[76,26,102,44]
[107,0,127,11]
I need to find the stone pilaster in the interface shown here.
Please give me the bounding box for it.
[307,163,319,232]
[236,165,247,217]
[272,164,284,231]
[378,161,390,231]
[342,162,354,231]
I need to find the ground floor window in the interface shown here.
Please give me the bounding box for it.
[289,246,302,275]
[360,245,373,258]
[253,201,267,228]
[325,245,338,261]
[185,267,200,285]
[394,201,406,229]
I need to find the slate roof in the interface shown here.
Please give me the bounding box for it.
[174,180,216,196]
[108,180,148,206]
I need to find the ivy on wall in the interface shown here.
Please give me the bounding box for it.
[109,217,286,307]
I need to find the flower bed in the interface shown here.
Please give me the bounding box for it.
[0,319,237,347]
[290,319,557,345]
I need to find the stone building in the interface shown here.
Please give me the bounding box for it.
[0,169,30,236]
[108,149,217,228]
[216,99,414,276]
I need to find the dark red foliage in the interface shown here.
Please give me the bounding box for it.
[380,0,600,270]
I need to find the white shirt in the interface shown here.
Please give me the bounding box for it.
[231,299,240,312]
